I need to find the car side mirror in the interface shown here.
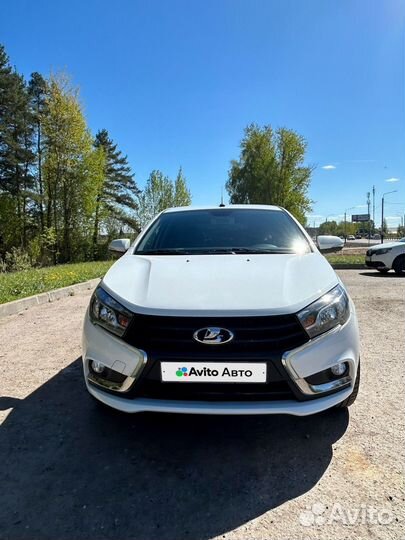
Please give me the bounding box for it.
[108,238,131,254]
[316,235,344,253]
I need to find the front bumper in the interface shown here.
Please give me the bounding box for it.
[365,259,387,269]
[85,383,353,415]
[82,306,360,415]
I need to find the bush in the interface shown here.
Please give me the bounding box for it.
[0,247,32,273]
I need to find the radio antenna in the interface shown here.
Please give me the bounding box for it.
[219,186,225,207]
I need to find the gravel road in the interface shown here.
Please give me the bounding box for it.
[0,270,404,540]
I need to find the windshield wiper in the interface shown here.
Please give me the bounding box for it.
[201,248,237,254]
[135,248,191,255]
[230,247,295,254]
[136,247,297,255]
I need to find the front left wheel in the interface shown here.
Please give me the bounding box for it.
[393,255,405,275]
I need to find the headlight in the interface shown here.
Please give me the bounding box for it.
[372,248,392,255]
[89,287,133,336]
[297,285,350,338]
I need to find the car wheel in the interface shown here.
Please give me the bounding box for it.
[393,255,405,275]
[377,268,389,274]
[335,360,360,409]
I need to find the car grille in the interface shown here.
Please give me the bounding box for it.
[135,379,295,401]
[123,313,309,355]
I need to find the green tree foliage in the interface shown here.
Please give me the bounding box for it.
[93,129,139,253]
[0,42,191,268]
[42,75,105,262]
[137,168,192,228]
[0,45,35,248]
[318,220,339,236]
[317,219,374,237]
[174,167,192,206]
[226,124,312,224]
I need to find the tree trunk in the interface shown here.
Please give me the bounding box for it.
[92,195,101,258]
[62,180,71,262]
[15,167,23,248]
[37,118,44,232]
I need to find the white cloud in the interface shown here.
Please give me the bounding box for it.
[321,165,336,170]
[385,177,400,183]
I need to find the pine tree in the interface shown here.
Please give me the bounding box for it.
[93,129,139,250]
[28,72,47,232]
[0,45,35,247]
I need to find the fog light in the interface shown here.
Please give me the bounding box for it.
[91,360,105,374]
[331,362,347,377]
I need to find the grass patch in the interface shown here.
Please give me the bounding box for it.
[0,260,114,304]
[325,253,364,265]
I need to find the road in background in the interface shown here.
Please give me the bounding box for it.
[0,270,404,540]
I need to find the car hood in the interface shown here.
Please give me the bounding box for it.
[369,241,405,251]
[101,252,339,316]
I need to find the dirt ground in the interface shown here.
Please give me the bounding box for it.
[0,269,404,540]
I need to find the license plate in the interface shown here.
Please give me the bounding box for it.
[161,362,267,383]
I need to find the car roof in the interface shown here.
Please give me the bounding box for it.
[161,204,283,214]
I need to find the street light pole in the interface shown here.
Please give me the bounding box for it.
[381,190,398,244]
[344,207,356,240]
[372,185,375,225]
[367,192,371,244]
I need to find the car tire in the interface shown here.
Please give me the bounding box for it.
[335,360,360,409]
[377,268,389,274]
[393,255,405,275]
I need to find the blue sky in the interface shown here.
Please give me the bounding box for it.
[2,0,405,227]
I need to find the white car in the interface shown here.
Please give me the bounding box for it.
[365,241,405,274]
[82,205,360,416]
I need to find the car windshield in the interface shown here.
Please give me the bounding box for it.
[135,208,311,255]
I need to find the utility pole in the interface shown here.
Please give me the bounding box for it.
[372,185,375,227]
[381,198,384,244]
[381,190,398,243]
[367,192,371,244]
